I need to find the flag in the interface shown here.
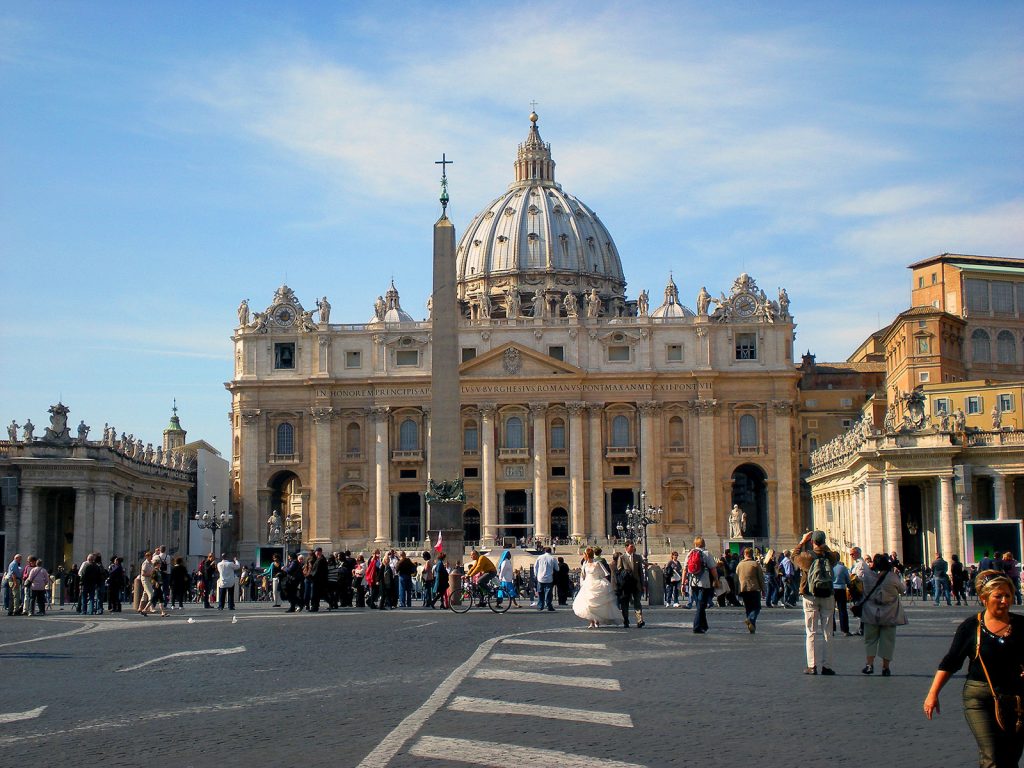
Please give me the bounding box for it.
[434,530,443,553]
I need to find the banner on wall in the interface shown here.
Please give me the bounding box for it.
[962,520,1023,565]
[727,540,755,556]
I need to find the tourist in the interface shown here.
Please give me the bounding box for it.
[5,554,24,616]
[924,570,1023,767]
[573,547,619,628]
[283,552,302,612]
[427,552,449,609]
[555,556,572,605]
[952,554,968,606]
[169,557,190,609]
[396,551,416,608]
[665,551,683,607]
[533,547,558,611]
[762,549,779,607]
[466,550,497,606]
[686,537,718,634]
[497,549,521,608]
[352,554,366,608]
[26,559,49,616]
[735,547,765,633]
[860,554,907,676]
[308,547,328,611]
[216,553,239,611]
[1002,552,1021,605]
[107,557,126,612]
[933,551,952,606]
[614,542,646,629]
[832,556,852,636]
[791,530,839,675]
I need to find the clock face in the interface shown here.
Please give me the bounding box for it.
[734,292,757,317]
[273,306,294,326]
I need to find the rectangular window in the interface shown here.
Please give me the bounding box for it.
[807,418,819,428]
[999,394,1014,412]
[809,437,818,452]
[345,350,361,368]
[461,347,476,363]
[607,345,630,362]
[967,396,983,415]
[932,272,938,285]
[463,426,478,452]
[840,398,853,407]
[805,399,818,408]
[1017,284,1024,315]
[396,350,419,366]
[463,466,479,478]
[548,345,564,361]
[666,344,683,362]
[735,333,757,360]
[841,418,853,428]
[992,281,1014,314]
[612,465,631,476]
[274,343,295,370]
[934,398,950,415]
[399,469,417,479]
[964,278,990,313]
[918,276,924,288]
[550,466,566,477]
[919,371,930,382]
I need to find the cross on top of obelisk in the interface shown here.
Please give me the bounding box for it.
[530,99,538,111]
[435,153,453,216]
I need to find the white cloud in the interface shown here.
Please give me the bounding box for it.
[829,184,960,218]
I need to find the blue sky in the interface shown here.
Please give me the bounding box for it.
[2,1,1022,456]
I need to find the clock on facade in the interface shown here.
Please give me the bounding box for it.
[734,292,757,318]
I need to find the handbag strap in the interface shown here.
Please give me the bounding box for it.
[861,571,887,605]
[975,612,1000,700]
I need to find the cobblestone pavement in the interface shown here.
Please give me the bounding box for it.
[0,599,979,767]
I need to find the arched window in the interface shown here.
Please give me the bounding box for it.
[611,415,630,447]
[669,415,685,448]
[972,329,991,363]
[739,414,758,448]
[997,330,1016,364]
[550,418,566,450]
[345,422,361,455]
[399,418,418,451]
[463,420,479,452]
[505,416,524,449]
[276,423,294,455]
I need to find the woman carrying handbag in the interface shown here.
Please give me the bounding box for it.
[924,570,1024,768]
[859,553,907,676]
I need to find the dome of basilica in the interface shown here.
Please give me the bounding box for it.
[456,113,627,320]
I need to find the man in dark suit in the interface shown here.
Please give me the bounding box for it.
[615,542,646,628]
[555,557,572,605]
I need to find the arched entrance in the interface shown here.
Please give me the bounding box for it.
[731,464,768,539]
[502,489,528,541]
[550,507,569,541]
[609,489,634,539]
[397,492,422,542]
[899,484,925,567]
[269,471,303,550]
[463,509,481,543]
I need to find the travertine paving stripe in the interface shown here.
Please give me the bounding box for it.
[448,695,633,727]
[489,652,611,666]
[409,736,646,767]
[501,639,608,649]
[472,667,620,690]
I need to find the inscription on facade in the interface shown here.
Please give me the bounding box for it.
[320,381,712,399]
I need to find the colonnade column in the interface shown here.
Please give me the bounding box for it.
[772,400,795,540]
[567,402,587,539]
[692,398,718,536]
[17,488,37,562]
[93,487,112,555]
[587,404,605,539]
[939,475,957,559]
[113,495,125,557]
[372,407,391,543]
[310,407,335,548]
[73,488,91,565]
[480,404,497,541]
[993,472,1009,520]
[530,404,549,542]
[884,478,903,558]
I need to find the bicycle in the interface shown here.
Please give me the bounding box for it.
[449,578,513,614]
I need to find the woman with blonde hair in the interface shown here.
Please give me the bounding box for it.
[924,570,1024,767]
[572,547,619,628]
[137,551,167,617]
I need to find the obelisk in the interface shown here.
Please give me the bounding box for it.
[426,155,465,565]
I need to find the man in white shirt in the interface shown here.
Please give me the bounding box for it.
[216,553,240,611]
[534,547,558,611]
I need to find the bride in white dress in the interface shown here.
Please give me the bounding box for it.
[573,547,621,628]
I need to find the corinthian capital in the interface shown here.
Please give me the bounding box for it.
[567,401,589,416]
[370,406,391,423]
[638,400,662,415]
[528,403,548,417]
[240,409,262,425]
[690,398,718,414]
[478,402,498,419]
[310,407,335,423]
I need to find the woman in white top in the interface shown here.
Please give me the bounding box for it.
[573,547,620,628]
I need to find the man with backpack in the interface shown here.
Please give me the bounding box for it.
[792,530,840,675]
[686,536,719,634]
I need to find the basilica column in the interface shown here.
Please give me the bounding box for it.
[480,404,497,542]
[884,478,903,558]
[73,488,92,565]
[530,404,549,541]
[939,475,957,559]
[567,401,587,539]
[692,398,718,537]
[771,400,796,541]
[310,407,336,548]
[993,472,1009,520]
[372,407,391,543]
[113,494,125,558]
[239,409,262,556]
[93,486,113,555]
[865,480,884,555]
[587,404,606,539]
[638,401,660,503]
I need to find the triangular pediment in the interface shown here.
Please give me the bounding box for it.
[460,342,582,378]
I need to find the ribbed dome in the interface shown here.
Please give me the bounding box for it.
[651,274,695,319]
[456,113,626,320]
[368,280,415,324]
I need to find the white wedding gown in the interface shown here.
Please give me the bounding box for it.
[572,561,621,624]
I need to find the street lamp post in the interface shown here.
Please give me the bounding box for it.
[195,496,233,556]
[616,489,663,601]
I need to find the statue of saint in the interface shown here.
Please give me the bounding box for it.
[7,420,18,441]
[729,504,746,539]
[23,420,35,441]
[237,299,250,327]
[563,292,578,318]
[992,405,1002,430]
[586,288,602,318]
[637,289,649,317]
[954,408,967,432]
[267,510,283,543]
[697,286,711,316]
[532,292,546,318]
[479,292,491,319]
[299,309,317,332]
[778,287,790,317]
[373,295,386,321]
[317,296,331,324]
[505,287,521,319]
[77,420,90,441]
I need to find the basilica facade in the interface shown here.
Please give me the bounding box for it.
[227,114,802,560]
